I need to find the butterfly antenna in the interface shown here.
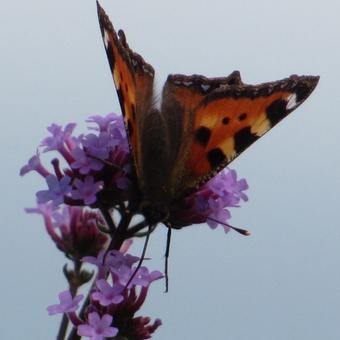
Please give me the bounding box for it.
[87,153,124,171]
[164,222,172,293]
[206,216,251,236]
[124,224,153,290]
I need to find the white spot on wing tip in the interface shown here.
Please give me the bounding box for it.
[201,84,210,92]
[183,81,193,87]
[104,30,109,48]
[286,93,298,110]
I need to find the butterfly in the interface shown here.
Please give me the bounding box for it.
[96,1,319,227]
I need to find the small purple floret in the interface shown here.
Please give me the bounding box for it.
[36,175,72,206]
[82,133,111,160]
[77,312,118,339]
[40,123,76,152]
[132,267,164,287]
[20,152,49,177]
[71,147,104,174]
[71,176,103,205]
[86,113,118,132]
[92,279,125,306]
[47,290,83,315]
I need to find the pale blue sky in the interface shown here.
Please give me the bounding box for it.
[2,0,340,339]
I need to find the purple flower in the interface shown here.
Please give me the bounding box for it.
[71,147,104,174]
[83,250,139,278]
[77,313,118,339]
[111,264,134,287]
[25,202,56,217]
[206,198,231,231]
[71,176,103,205]
[132,267,164,287]
[86,113,118,132]
[105,250,139,269]
[28,203,107,258]
[20,152,49,177]
[47,290,83,315]
[209,169,249,205]
[107,120,129,150]
[36,175,72,206]
[111,265,162,288]
[82,250,107,269]
[82,133,111,160]
[92,279,124,306]
[40,123,76,152]
[169,168,249,231]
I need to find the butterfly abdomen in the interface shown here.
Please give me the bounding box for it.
[138,108,173,202]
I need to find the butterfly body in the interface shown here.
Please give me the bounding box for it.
[97,2,319,227]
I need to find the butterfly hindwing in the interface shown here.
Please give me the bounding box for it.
[180,75,319,190]
[97,1,155,178]
[161,72,245,193]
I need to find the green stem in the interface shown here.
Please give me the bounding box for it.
[58,260,82,340]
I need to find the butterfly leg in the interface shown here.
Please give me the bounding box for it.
[124,224,153,289]
[164,222,172,293]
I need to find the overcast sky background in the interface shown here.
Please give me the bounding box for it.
[2,0,340,339]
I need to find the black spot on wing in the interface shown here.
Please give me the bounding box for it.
[266,99,287,125]
[234,127,258,154]
[207,148,226,168]
[195,127,211,146]
[222,117,230,125]
[116,88,126,117]
[238,113,247,121]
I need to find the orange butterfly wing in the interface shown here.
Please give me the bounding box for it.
[188,75,319,189]
[161,72,246,194]
[163,75,319,195]
[97,2,155,177]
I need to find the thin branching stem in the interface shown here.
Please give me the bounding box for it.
[67,206,133,340]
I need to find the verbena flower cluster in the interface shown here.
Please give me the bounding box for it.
[21,112,249,339]
[21,112,248,232]
[47,246,162,339]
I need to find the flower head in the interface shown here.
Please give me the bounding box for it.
[29,204,107,259]
[169,168,248,231]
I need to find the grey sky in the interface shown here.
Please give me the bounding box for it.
[1,0,340,339]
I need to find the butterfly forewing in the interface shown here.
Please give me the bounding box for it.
[97,1,155,178]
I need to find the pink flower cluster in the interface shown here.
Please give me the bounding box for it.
[47,247,162,339]
[21,113,131,208]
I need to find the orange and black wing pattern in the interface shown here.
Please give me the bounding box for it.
[162,72,244,190]
[97,2,155,175]
[173,75,319,193]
